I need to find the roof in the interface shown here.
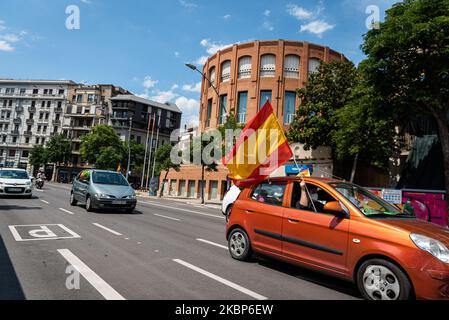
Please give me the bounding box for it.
[266,176,343,184]
[111,95,182,114]
[0,79,77,85]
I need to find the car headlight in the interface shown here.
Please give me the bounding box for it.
[126,194,136,199]
[25,181,32,186]
[95,193,111,199]
[410,233,449,263]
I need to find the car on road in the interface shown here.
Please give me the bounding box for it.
[0,168,33,198]
[226,176,449,300]
[70,169,137,213]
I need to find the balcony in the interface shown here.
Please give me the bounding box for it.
[15,106,24,113]
[26,119,34,125]
[52,120,61,126]
[28,106,36,113]
[54,107,63,114]
[11,130,20,136]
[13,118,21,125]
[237,113,246,124]
[23,131,32,136]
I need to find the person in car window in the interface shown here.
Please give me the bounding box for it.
[296,180,310,209]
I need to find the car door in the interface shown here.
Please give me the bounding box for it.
[72,172,83,201]
[243,181,287,255]
[282,181,350,275]
[75,171,89,202]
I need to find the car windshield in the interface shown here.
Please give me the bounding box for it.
[0,170,29,180]
[92,172,129,186]
[329,182,414,218]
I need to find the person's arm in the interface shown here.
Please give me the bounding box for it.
[299,180,309,208]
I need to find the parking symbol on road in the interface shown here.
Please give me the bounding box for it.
[9,224,81,242]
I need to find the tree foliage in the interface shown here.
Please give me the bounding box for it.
[29,145,48,168]
[46,134,72,165]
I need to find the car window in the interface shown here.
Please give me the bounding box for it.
[0,170,29,179]
[79,171,91,183]
[92,172,128,186]
[250,182,286,207]
[291,182,339,215]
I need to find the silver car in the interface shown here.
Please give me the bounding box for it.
[70,170,137,213]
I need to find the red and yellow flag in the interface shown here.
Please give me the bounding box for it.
[223,101,293,187]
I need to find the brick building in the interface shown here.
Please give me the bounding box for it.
[161,40,347,201]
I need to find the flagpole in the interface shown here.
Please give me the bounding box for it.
[141,113,152,189]
[292,148,317,213]
[145,114,156,190]
[151,114,161,180]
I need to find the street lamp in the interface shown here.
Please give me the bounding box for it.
[126,116,133,180]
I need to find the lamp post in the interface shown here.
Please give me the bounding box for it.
[126,116,133,180]
[185,63,223,204]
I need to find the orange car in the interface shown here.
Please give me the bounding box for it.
[225,177,449,300]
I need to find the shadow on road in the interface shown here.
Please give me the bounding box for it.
[0,205,42,211]
[253,255,361,299]
[0,235,25,300]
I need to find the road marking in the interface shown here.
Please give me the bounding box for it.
[35,189,44,193]
[59,208,75,215]
[196,238,228,250]
[173,259,267,300]
[154,214,180,221]
[139,201,225,220]
[40,200,49,204]
[92,223,123,236]
[9,224,81,242]
[57,249,125,300]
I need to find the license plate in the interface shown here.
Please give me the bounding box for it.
[112,200,126,205]
[8,188,22,192]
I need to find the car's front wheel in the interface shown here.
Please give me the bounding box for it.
[70,192,78,206]
[357,259,412,300]
[85,195,94,212]
[228,228,252,261]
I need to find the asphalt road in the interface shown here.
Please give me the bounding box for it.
[0,184,360,300]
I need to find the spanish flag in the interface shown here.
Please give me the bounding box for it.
[223,101,293,187]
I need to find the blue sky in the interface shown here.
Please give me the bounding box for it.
[0,0,398,126]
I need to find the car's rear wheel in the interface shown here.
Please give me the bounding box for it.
[85,195,93,212]
[357,259,412,300]
[228,228,252,261]
[70,192,78,206]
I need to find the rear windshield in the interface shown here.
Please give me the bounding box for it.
[0,170,29,180]
[92,172,129,186]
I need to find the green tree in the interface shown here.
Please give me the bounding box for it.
[46,134,72,166]
[80,125,124,170]
[361,0,449,210]
[154,144,181,197]
[29,145,49,170]
[122,140,146,177]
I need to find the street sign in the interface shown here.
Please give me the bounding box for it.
[381,189,403,205]
[9,224,81,242]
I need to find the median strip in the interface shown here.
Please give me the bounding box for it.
[57,249,125,300]
[173,259,267,300]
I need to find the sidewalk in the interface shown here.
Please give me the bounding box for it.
[136,191,222,210]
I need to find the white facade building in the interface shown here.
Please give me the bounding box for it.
[0,79,75,171]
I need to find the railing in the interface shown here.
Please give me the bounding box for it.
[284,69,300,78]
[221,74,231,83]
[219,114,228,125]
[237,113,246,124]
[28,106,36,113]
[260,69,276,77]
[13,118,21,124]
[284,114,295,124]
[54,107,63,113]
[238,70,251,79]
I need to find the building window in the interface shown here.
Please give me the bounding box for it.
[284,91,297,124]
[205,99,212,128]
[88,94,94,103]
[58,89,65,95]
[237,92,247,124]
[260,54,276,77]
[220,60,231,83]
[238,56,252,79]
[209,66,216,87]
[76,94,83,103]
[32,89,38,95]
[308,58,321,75]
[19,88,26,95]
[219,95,227,125]
[259,90,272,110]
[284,55,300,78]
[22,150,29,158]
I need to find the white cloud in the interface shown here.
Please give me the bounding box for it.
[182,82,202,93]
[80,0,92,4]
[300,20,335,37]
[223,14,231,20]
[174,51,180,57]
[196,55,208,65]
[200,38,233,55]
[0,34,20,43]
[175,96,200,126]
[0,40,14,52]
[149,89,179,104]
[286,4,313,20]
[262,21,274,31]
[179,0,197,8]
[263,9,271,17]
[0,20,5,31]
[142,76,158,89]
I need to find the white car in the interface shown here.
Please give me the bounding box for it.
[221,185,241,219]
[0,168,33,198]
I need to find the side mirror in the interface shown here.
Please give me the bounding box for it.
[323,201,348,219]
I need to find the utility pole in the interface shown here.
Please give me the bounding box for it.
[126,117,133,180]
[141,114,152,188]
[145,114,156,190]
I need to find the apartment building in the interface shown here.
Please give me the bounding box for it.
[0,79,75,170]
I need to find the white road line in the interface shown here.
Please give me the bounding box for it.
[40,200,49,204]
[35,189,44,193]
[154,214,180,221]
[139,201,225,220]
[59,208,75,215]
[173,259,267,300]
[92,223,123,236]
[57,249,125,300]
[196,238,228,250]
